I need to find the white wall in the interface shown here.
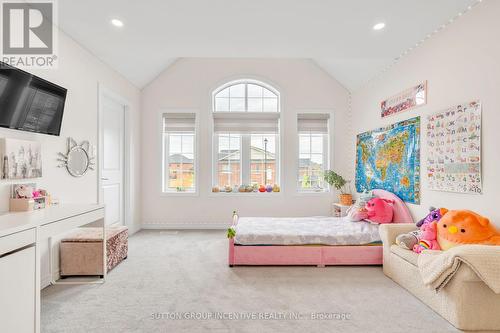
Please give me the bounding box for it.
[0,30,142,286]
[351,0,500,225]
[141,58,350,227]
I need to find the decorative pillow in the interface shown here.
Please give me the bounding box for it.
[364,198,394,224]
[437,210,500,250]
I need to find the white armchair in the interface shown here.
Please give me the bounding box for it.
[379,224,500,331]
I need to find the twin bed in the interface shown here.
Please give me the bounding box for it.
[228,189,414,266]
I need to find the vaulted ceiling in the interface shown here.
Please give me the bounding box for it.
[58,0,479,91]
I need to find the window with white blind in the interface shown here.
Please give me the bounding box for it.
[162,112,197,193]
[297,113,330,192]
[212,80,280,191]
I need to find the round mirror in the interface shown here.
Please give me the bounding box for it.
[66,147,90,177]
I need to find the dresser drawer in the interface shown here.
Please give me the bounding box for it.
[0,228,36,257]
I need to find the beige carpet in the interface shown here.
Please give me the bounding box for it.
[42,230,458,332]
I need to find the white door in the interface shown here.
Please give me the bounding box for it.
[100,95,125,226]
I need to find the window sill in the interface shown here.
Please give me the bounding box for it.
[209,191,283,197]
[294,191,331,196]
[161,191,199,197]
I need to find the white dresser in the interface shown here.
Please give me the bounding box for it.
[0,204,105,333]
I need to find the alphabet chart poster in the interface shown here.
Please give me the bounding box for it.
[426,101,482,194]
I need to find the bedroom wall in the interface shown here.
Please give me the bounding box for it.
[0,30,142,286]
[350,0,500,226]
[141,58,350,228]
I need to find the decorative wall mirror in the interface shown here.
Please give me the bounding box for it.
[58,138,95,177]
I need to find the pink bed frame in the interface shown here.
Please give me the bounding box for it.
[228,189,414,267]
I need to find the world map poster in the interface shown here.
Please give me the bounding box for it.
[355,117,421,204]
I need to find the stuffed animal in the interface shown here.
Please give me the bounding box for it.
[365,198,394,224]
[346,205,369,222]
[15,185,34,199]
[413,222,441,253]
[396,207,448,250]
[417,207,449,227]
[437,210,500,250]
[358,190,375,206]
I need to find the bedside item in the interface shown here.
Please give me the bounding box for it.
[0,138,42,179]
[60,226,128,277]
[332,203,350,217]
[57,137,95,177]
[323,170,352,205]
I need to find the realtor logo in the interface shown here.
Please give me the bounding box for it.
[1,0,58,68]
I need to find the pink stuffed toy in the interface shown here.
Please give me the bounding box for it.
[413,222,441,253]
[365,198,394,224]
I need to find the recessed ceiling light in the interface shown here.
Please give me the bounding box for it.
[373,22,386,31]
[111,19,124,27]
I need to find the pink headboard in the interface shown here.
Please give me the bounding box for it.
[372,189,414,224]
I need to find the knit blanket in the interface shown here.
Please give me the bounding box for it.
[417,245,500,293]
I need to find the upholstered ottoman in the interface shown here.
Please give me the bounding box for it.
[60,226,128,277]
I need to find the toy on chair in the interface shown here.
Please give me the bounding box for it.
[437,210,500,250]
[365,197,394,224]
[396,207,448,250]
[413,222,441,253]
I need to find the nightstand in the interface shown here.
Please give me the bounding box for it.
[332,203,350,217]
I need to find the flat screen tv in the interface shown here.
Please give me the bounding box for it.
[0,62,67,136]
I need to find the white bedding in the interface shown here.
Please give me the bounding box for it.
[233,216,381,246]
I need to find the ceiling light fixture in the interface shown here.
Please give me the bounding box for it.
[373,22,386,31]
[111,19,124,27]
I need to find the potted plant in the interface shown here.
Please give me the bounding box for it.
[323,170,352,205]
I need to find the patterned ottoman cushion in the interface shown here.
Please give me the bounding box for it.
[60,226,128,276]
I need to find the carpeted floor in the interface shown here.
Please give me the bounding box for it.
[41,230,458,333]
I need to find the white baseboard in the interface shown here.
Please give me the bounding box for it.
[127,223,142,235]
[141,223,228,230]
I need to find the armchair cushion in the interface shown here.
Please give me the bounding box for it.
[390,245,418,266]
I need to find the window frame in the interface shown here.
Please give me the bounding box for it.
[296,111,333,194]
[160,109,199,196]
[212,79,280,113]
[211,79,282,194]
[212,132,280,190]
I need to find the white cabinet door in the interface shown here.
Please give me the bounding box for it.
[100,95,125,226]
[0,246,36,333]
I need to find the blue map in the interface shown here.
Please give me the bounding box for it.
[355,117,420,204]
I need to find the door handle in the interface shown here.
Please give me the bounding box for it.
[101,177,109,180]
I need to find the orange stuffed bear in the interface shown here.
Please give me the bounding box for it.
[437,210,500,250]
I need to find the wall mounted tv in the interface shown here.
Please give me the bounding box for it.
[0,62,67,136]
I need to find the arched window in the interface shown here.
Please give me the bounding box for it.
[213,80,279,112]
[212,79,280,192]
